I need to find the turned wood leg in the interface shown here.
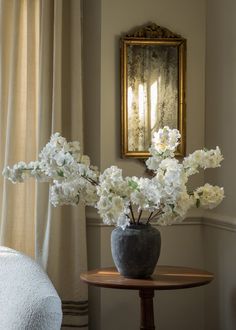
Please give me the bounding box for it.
[139,289,155,330]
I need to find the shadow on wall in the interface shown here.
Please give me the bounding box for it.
[204,226,236,330]
[230,288,236,326]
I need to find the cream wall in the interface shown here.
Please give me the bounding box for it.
[204,0,236,329]
[205,0,236,219]
[83,0,101,168]
[203,226,236,330]
[83,0,207,329]
[100,0,206,175]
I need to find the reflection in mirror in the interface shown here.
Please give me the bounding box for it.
[121,23,186,158]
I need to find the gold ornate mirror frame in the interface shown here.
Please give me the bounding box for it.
[121,23,186,158]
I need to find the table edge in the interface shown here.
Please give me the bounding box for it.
[80,265,214,291]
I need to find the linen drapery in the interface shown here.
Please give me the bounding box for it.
[0,0,88,328]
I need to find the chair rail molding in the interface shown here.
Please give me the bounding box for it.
[86,211,236,232]
[203,211,236,232]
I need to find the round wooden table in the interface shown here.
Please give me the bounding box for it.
[80,265,214,330]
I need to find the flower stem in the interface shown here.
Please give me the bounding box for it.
[137,210,142,224]
[147,212,154,224]
[129,205,135,224]
[81,175,98,186]
[147,209,163,224]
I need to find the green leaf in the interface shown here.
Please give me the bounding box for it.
[57,170,64,177]
[128,179,139,190]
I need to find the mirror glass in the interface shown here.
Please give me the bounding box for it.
[121,23,186,158]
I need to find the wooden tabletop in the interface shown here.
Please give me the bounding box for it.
[80,265,214,290]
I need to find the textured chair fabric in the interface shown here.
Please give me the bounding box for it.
[0,246,62,330]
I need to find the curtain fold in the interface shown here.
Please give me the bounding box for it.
[0,1,88,328]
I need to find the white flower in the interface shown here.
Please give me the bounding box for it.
[194,183,224,209]
[145,156,161,171]
[80,155,90,166]
[50,180,80,206]
[28,161,51,182]
[80,182,98,206]
[2,127,225,228]
[158,205,177,225]
[97,166,130,200]
[174,191,195,217]
[68,141,81,161]
[183,147,223,177]
[2,162,27,183]
[129,177,161,212]
[153,158,187,205]
[112,196,125,215]
[150,126,180,157]
[146,126,181,172]
[97,196,111,214]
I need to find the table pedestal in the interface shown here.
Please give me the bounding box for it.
[139,289,155,330]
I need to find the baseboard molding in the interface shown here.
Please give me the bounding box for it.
[86,214,236,232]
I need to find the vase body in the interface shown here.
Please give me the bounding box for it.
[111,224,161,279]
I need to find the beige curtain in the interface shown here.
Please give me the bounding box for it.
[0,0,88,329]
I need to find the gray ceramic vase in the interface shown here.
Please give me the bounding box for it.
[111,224,161,279]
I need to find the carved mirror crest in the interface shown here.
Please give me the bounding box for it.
[120,23,186,158]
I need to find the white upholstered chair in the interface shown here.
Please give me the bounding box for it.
[0,246,62,330]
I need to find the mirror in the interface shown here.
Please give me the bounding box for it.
[121,23,186,158]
